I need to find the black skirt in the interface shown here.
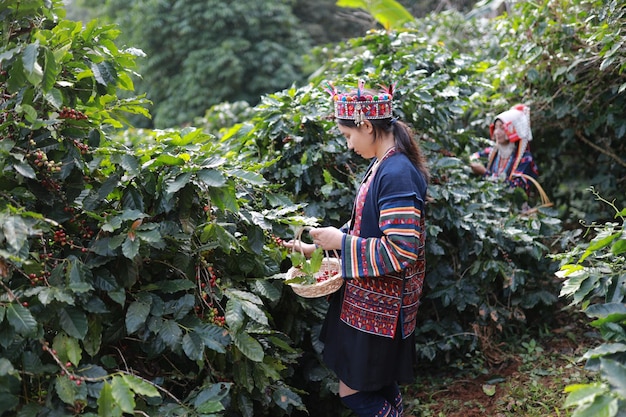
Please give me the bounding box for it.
[319,286,417,392]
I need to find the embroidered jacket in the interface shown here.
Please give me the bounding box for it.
[472,146,539,194]
[339,151,427,339]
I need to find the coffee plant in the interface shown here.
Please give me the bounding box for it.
[4,0,606,415]
[0,1,313,415]
[203,25,564,372]
[555,189,626,416]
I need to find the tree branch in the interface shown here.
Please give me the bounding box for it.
[576,131,626,169]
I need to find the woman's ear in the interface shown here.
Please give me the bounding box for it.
[362,119,374,133]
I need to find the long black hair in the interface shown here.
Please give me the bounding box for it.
[337,117,430,184]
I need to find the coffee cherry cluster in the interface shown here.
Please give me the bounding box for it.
[30,150,62,173]
[270,234,283,246]
[41,177,61,191]
[28,270,51,286]
[194,261,226,325]
[206,307,225,326]
[194,305,225,326]
[73,139,89,155]
[315,268,339,283]
[59,107,87,120]
[207,265,218,287]
[53,230,69,246]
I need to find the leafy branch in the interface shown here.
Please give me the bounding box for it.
[285,247,325,285]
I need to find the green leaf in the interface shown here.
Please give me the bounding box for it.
[121,374,160,398]
[225,298,245,333]
[42,47,58,93]
[196,324,230,353]
[231,331,264,362]
[168,172,193,193]
[68,258,94,294]
[3,216,31,253]
[22,42,39,75]
[482,384,496,396]
[612,239,626,255]
[91,61,116,86]
[600,358,626,399]
[586,303,626,321]
[13,163,36,179]
[227,168,266,186]
[0,358,17,378]
[19,104,38,123]
[580,232,621,263]
[564,382,606,408]
[208,186,239,212]
[581,343,626,361]
[272,384,303,411]
[98,382,123,417]
[45,87,64,109]
[111,376,135,414]
[136,229,162,244]
[182,332,204,361]
[309,248,323,273]
[84,317,103,357]
[55,374,78,406]
[58,307,88,339]
[193,383,230,413]
[6,303,37,336]
[158,319,182,349]
[336,0,414,30]
[240,299,268,326]
[572,395,618,417]
[251,279,282,303]
[108,288,126,306]
[140,279,195,293]
[53,332,83,366]
[126,299,151,334]
[197,168,226,187]
[122,235,140,259]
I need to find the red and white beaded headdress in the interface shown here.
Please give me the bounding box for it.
[489,104,532,143]
[325,80,395,126]
[488,104,533,181]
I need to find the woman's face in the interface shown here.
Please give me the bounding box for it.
[338,123,376,159]
[493,120,509,145]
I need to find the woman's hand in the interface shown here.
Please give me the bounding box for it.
[309,227,344,251]
[470,162,486,175]
[282,239,317,258]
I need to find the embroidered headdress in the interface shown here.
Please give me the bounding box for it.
[326,80,395,126]
[489,104,532,143]
[488,104,533,181]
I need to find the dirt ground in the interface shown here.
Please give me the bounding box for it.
[406,309,598,417]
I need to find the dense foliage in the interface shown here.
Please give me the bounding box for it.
[96,0,311,128]
[0,1,310,415]
[1,0,624,415]
[411,0,626,224]
[555,189,626,416]
[206,26,564,366]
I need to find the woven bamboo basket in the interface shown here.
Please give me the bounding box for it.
[285,227,343,298]
[518,173,553,214]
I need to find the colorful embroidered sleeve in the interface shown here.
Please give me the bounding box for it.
[341,196,424,279]
[508,152,539,193]
[470,146,492,161]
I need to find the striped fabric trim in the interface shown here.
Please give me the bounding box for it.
[342,203,422,279]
